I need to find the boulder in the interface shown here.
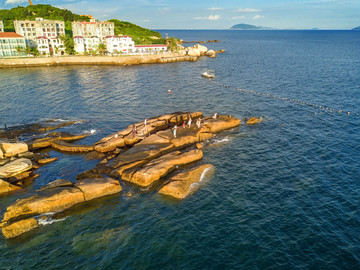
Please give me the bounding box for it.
[185,47,201,57]
[0,142,28,157]
[2,218,39,239]
[74,178,122,201]
[246,117,262,124]
[122,149,203,187]
[2,187,85,223]
[204,50,216,57]
[198,115,241,134]
[194,44,208,55]
[159,164,214,199]
[51,140,94,153]
[0,158,33,179]
[0,179,23,196]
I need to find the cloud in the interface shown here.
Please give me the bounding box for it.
[208,7,223,11]
[252,15,264,20]
[5,0,27,4]
[158,7,170,14]
[233,8,261,13]
[194,15,221,21]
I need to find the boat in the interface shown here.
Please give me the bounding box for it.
[201,72,215,79]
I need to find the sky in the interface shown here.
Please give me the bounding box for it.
[1,0,360,30]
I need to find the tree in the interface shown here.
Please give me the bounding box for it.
[31,47,39,57]
[25,46,32,56]
[97,42,107,56]
[166,37,178,52]
[14,45,24,57]
[59,34,75,55]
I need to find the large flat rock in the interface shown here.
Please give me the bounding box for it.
[29,132,89,150]
[122,149,203,187]
[0,142,28,157]
[0,158,33,179]
[74,178,122,201]
[51,140,94,153]
[2,187,85,223]
[159,164,214,199]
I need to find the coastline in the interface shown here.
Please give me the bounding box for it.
[0,53,198,68]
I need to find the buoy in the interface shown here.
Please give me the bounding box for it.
[168,89,171,94]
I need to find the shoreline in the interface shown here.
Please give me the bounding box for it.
[0,53,199,68]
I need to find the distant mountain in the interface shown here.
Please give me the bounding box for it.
[230,23,274,30]
[352,26,360,30]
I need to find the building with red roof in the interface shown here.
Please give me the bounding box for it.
[0,32,26,58]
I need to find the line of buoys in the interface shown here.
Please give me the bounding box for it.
[210,80,359,117]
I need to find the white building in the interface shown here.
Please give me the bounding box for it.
[36,36,65,56]
[14,18,65,47]
[135,44,167,53]
[0,32,26,58]
[105,35,135,54]
[73,36,100,54]
[0,21,4,32]
[72,21,114,41]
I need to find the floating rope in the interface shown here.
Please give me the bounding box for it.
[209,79,359,117]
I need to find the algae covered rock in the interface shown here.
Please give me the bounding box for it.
[246,117,262,125]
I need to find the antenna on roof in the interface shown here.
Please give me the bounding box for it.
[29,0,33,5]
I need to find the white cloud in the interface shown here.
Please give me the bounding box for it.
[5,0,27,4]
[208,7,223,11]
[194,15,221,21]
[209,15,220,20]
[233,8,261,13]
[231,16,245,20]
[252,15,264,20]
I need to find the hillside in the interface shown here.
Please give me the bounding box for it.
[352,26,360,30]
[230,23,273,30]
[0,4,88,35]
[0,4,164,44]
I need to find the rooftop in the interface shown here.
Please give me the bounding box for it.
[0,32,25,38]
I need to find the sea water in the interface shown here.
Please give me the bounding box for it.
[0,30,359,269]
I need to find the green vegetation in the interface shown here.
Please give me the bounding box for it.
[0,4,166,46]
[109,19,165,45]
[0,4,89,35]
[59,34,75,54]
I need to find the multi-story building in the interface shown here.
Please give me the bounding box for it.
[74,36,100,54]
[0,32,26,58]
[135,44,168,53]
[72,20,114,41]
[105,35,135,54]
[0,21,4,32]
[36,36,65,56]
[14,17,65,46]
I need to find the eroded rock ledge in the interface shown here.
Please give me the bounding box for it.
[1,112,243,238]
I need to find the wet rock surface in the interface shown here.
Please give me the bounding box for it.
[1,112,246,238]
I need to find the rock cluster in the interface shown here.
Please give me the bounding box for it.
[179,44,220,58]
[1,112,244,239]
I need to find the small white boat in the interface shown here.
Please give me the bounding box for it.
[201,72,215,79]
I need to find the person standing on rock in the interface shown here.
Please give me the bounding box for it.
[212,112,217,119]
[144,119,147,126]
[188,116,192,128]
[172,125,177,138]
[132,125,137,136]
[196,118,201,129]
[182,121,186,128]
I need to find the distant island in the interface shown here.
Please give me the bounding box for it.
[352,26,360,30]
[230,23,274,30]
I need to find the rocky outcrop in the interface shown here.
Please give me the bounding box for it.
[246,117,262,124]
[1,177,122,238]
[29,132,89,150]
[204,50,216,57]
[0,142,28,157]
[0,179,23,196]
[1,218,39,239]
[121,149,203,187]
[159,164,214,199]
[51,140,94,153]
[0,158,33,179]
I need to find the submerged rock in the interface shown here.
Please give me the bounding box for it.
[1,218,39,239]
[28,132,89,150]
[246,117,262,125]
[159,164,214,199]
